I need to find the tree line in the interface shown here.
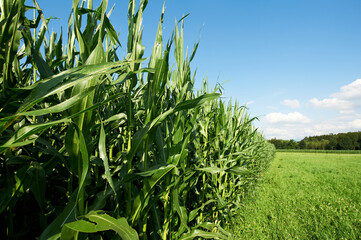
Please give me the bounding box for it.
[269,131,361,150]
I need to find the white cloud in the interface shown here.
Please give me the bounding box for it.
[264,112,312,124]
[309,79,361,113]
[309,97,352,110]
[264,128,289,135]
[246,100,255,105]
[260,79,361,140]
[281,99,300,108]
[308,122,348,135]
[350,119,361,129]
[339,109,356,115]
[332,79,361,100]
[260,116,361,140]
[308,119,361,135]
[263,127,293,139]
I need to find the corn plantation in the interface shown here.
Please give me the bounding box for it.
[0,0,275,239]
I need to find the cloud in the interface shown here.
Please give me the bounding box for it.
[281,99,300,108]
[332,79,361,100]
[307,119,361,136]
[263,128,293,139]
[309,97,352,110]
[310,79,361,112]
[260,116,361,140]
[350,119,361,129]
[264,112,312,124]
[260,79,361,140]
[308,122,348,135]
[262,112,312,139]
[246,100,255,105]
[339,109,356,115]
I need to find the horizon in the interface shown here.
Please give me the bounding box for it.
[34,0,361,140]
[268,130,361,141]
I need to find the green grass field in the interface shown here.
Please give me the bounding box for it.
[232,152,361,239]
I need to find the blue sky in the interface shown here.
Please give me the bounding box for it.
[35,0,361,140]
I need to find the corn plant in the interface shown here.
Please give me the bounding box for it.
[0,0,275,239]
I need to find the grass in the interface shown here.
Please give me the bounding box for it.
[232,152,361,239]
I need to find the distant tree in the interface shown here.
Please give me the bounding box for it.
[269,131,361,150]
[327,136,337,150]
[338,135,353,150]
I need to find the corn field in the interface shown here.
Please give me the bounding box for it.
[0,0,275,239]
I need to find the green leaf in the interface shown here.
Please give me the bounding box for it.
[60,211,138,240]
[131,164,176,223]
[32,48,54,78]
[104,15,121,46]
[72,124,89,215]
[16,85,97,116]
[196,166,227,174]
[99,123,116,194]
[226,166,253,175]
[179,229,228,240]
[103,113,127,123]
[0,118,71,154]
[126,108,173,161]
[18,62,123,113]
[39,191,77,240]
[188,200,217,222]
[174,93,220,112]
[28,162,46,209]
[172,187,189,236]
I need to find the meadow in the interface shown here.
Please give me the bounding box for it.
[233,152,361,239]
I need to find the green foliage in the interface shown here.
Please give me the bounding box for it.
[232,152,361,239]
[277,149,361,154]
[0,0,274,239]
[269,139,298,149]
[269,131,361,150]
[60,211,139,240]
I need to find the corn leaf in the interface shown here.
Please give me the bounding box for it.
[60,211,138,240]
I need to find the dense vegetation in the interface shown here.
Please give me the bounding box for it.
[269,131,361,150]
[0,0,275,239]
[233,152,361,239]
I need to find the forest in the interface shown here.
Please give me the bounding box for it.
[269,131,361,150]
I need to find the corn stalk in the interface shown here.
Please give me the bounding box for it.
[0,0,275,239]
